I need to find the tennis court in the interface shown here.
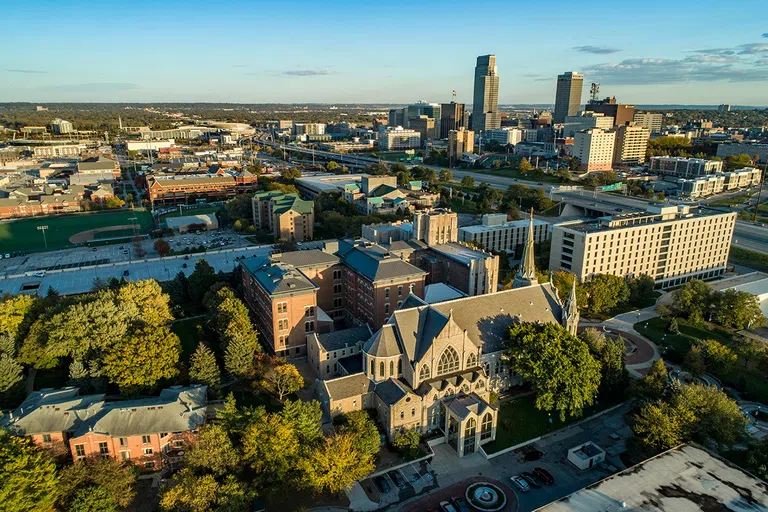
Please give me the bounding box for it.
[0,210,155,252]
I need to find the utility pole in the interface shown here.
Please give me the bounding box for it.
[37,225,49,249]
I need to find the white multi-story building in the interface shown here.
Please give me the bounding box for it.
[485,127,523,146]
[549,206,736,289]
[293,123,326,136]
[649,157,724,178]
[51,118,74,134]
[459,214,549,256]
[573,129,616,171]
[378,127,421,150]
[125,139,175,153]
[677,167,762,199]
[563,112,614,137]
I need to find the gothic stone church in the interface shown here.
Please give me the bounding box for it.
[317,279,578,457]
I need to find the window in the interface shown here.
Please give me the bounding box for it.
[437,346,460,376]
[379,361,385,378]
[42,434,51,443]
[277,302,287,314]
[119,437,128,447]
[75,444,85,458]
[390,360,394,376]
[142,435,151,445]
[99,442,109,456]
[385,287,390,298]
[466,353,477,368]
[120,450,131,461]
[384,303,389,315]
[305,320,314,333]
[398,285,403,296]
[481,412,493,440]
[464,417,477,454]
[333,284,342,294]
[400,411,404,419]
[370,360,375,378]
[412,407,416,417]
[419,364,431,380]
[160,432,168,438]
[397,359,402,375]
[278,319,289,331]
[144,461,155,469]
[305,306,315,318]
[333,269,342,280]
[143,447,153,455]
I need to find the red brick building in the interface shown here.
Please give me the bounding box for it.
[1,386,207,471]
[146,169,258,206]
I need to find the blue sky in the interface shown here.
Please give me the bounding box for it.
[1,0,767,105]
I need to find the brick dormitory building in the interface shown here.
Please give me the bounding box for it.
[1,386,207,470]
[145,166,258,206]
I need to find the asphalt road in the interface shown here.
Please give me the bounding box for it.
[733,221,768,253]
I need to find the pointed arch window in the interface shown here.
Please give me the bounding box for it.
[397,359,402,375]
[390,360,394,377]
[481,412,493,440]
[466,352,477,369]
[419,364,431,381]
[437,346,460,376]
[379,361,385,378]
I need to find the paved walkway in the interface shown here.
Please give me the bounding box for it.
[581,306,661,378]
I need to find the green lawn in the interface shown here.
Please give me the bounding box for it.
[707,193,751,207]
[482,394,617,454]
[171,317,207,362]
[0,210,154,252]
[729,246,768,272]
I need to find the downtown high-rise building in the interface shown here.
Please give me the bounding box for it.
[472,55,501,132]
[553,72,584,124]
[440,102,466,139]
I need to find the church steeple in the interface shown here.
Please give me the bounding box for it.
[563,278,580,335]
[513,209,538,289]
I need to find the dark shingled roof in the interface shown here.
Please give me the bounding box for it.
[444,393,493,420]
[324,373,375,401]
[374,379,408,406]
[342,244,426,283]
[241,256,316,295]
[316,325,371,353]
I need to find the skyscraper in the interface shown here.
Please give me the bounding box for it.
[472,55,501,132]
[440,102,466,139]
[553,72,584,124]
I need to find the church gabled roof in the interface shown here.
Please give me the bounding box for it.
[362,324,402,357]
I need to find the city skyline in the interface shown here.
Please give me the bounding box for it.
[1,1,767,105]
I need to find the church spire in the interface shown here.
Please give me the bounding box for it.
[562,278,580,335]
[513,208,538,288]
[567,279,578,316]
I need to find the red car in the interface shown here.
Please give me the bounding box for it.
[533,467,555,485]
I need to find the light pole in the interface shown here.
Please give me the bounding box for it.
[37,225,49,249]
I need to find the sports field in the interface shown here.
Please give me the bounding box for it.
[0,210,155,252]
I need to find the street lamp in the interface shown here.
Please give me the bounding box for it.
[37,225,49,249]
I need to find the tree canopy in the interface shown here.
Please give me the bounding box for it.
[506,323,601,420]
[0,429,60,512]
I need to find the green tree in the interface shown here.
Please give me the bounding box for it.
[684,345,706,378]
[166,271,190,306]
[702,339,737,374]
[185,424,241,476]
[101,325,180,393]
[584,274,630,314]
[326,161,340,173]
[391,429,421,459]
[734,335,767,370]
[633,401,685,451]
[717,289,764,329]
[300,433,375,495]
[396,170,412,186]
[519,157,533,173]
[0,429,59,512]
[580,329,630,402]
[223,194,253,223]
[264,362,304,401]
[629,275,655,306]
[190,342,221,391]
[159,469,221,512]
[506,323,601,421]
[724,153,753,171]
[116,279,174,327]
[281,399,323,446]
[746,438,768,481]
[632,358,668,402]
[242,410,301,488]
[439,169,453,182]
[672,279,712,322]
[188,260,218,303]
[58,457,137,511]
[334,410,380,458]
[281,167,302,180]
[673,383,747,449]
[460,175,475,188]
[0,294,36,339]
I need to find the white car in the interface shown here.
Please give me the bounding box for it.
[510,475,530,492]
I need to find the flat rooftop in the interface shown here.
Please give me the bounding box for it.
[536,444,768,512]
[460,218,549,234]
[557,207,731,234]
[430,242,494,264]
[295,173,369,193]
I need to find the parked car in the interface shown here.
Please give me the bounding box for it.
[532,467,555,485]
[374,476,391,494]
[123,270,130,276]
[439,501,458,512]
[520,471,542,488]
[452,497,471,512]
[390,471,408,489]
[510,475,530,492]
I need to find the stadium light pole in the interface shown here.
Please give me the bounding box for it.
[37,225,49,249]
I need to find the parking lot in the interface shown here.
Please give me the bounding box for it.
[358,460,438,509]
